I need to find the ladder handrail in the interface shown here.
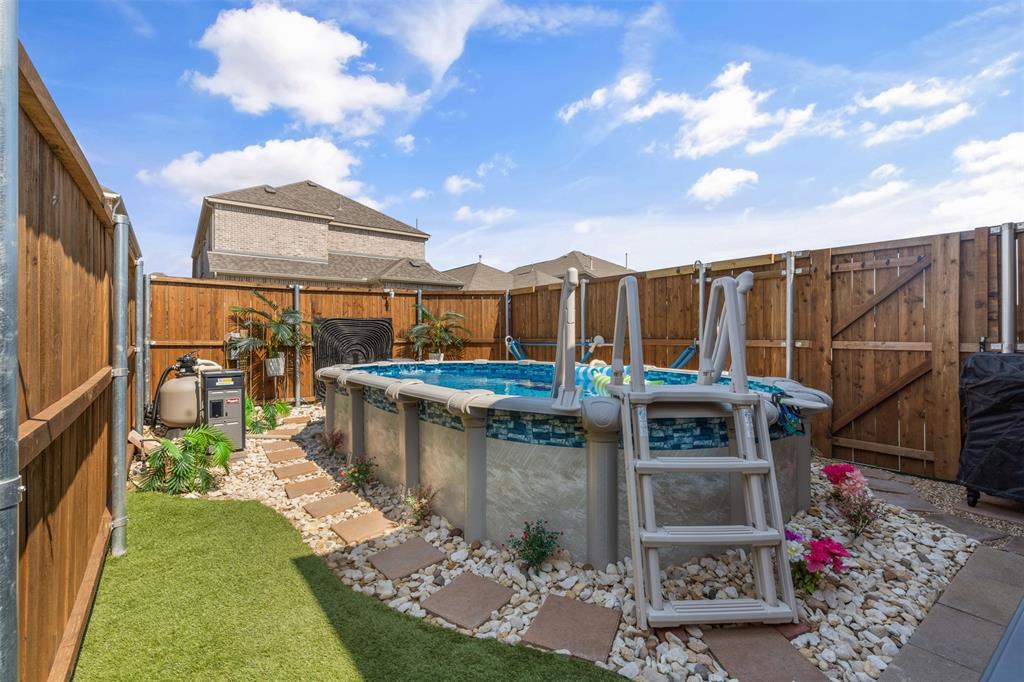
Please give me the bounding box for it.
[550,268,581,410]
[698,271,753,393]
[611,275,647,392]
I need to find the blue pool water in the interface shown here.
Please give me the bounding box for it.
[358,362,780,398]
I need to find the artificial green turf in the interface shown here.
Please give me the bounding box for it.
[74,493,618,681]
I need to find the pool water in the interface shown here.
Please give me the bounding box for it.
[358,362,780,399]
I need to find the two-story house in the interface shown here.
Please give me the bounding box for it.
[191,180,462,289]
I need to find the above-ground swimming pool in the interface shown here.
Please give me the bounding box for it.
[316,360,813,567]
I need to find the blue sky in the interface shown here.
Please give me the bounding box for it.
[21,0,1024,276]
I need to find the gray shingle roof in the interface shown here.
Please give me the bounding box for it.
[443,262,514,290]
[209,180,427,237]
[509,250,632,279]
[206,251,460,287]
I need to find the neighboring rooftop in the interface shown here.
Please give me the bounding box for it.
[443,262,561,291]
[207,251,462,289]
[509,250,632,280]
[209,180,428,237]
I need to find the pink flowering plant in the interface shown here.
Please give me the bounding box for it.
[785,529,850,592]
[821,462,882,538]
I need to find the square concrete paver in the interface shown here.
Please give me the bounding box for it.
[950,546,1024,589]
[228,451,248,463]
[265,447,306,463]
[259,426,302,439]
[273,461,319,480]
[262,440,295,453]
[1003,536,1024,557]
[331,511,397,544]
[923,512,1007,542]
[703,626,823,682]
[284,477,334,499]
[906,603,1003,673]
[281,415,311,425]
[860,466,895,481]
[422,573,514,630]
[954,497,1024,524]
[522,595,621,663]
[370,537,445,580]
[868,478,917,495]
[875,491,939,513]
[304,492,361,519]
[881,642,980,682]
[939,569,1024,626]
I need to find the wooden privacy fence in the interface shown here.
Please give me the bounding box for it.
[15,47,142,681]
[149,223,1021,482]
[147,277,506,402]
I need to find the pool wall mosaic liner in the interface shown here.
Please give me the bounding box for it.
[418,401,465,431]
[362,386,398,414]
[487,410,586,448]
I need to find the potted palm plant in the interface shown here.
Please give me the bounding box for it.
[228,290,314,379]
[407,305,469,361]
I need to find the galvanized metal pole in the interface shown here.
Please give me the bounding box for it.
[504,289,511,360]
[134,258,145,432]
[1000,223,1017,354]
[580,278,587,346]
[111,215,130,556]
[0,1,21,676]
[143,273,151,416]
[785,251,795,378]
[695,260,706,347]
[415,289,423,360]
[292,283,301,406]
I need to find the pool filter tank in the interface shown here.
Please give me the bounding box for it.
[151,352,245,450]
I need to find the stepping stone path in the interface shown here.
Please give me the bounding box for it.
[262,440,295,453]
[370,537,445,580]
[702,626,823,682]
[304,492,361,519]
[273,461,319,480]
[265,447,306,464]
[422,573,514,630]
[284,477,334,499]
[521,594,621,663]
[332,510,397,544]
[281,415,311,425]
[259,426,303,439]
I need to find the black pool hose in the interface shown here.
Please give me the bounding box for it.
[149,363,177,428]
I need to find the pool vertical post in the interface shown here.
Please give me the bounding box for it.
[1000,223,1017,353]
[785,251,795,378]
[462,415,487,543]
[397,399,421,489]
[582,399,622,568]
[347,385,366,461]
[504,289,511,360]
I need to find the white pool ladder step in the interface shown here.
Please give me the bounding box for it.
[610,272,798,630]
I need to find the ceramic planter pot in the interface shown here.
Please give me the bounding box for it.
[265,354,286,377]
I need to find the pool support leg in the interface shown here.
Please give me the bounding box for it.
[582,398,621,568]
[347,385,365,462]
[321,374,337,434]
[462,416,487,543]
[397,399,421,490]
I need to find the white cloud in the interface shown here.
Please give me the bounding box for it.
[869,164,903,181]
[864,102,975,146]
[444,174,482,195]
[454,205,516,224]
[826,181,911,209]
[932,131,1024,221]
[687,168,759,204]
[353,0,618,81]
[623,62,819,158]
[395,134,416,153]
[855,78,965,113]
[137,137,364,204]
[953,131,1024,173]
[189,3,425,136]
[409,187,432,200]
[558,71,651,122]
[476,153,516,177]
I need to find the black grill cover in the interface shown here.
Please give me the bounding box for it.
[312,318,393,399]
[957,352,1024,501]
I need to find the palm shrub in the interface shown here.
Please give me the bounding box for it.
[139,425,234,494]
[227,290,315,378]
[406,305,469,359]
[244,395,292,433]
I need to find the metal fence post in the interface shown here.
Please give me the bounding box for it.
[111,215,130,556]
[0,1,21,676]
[504,289,511,360]
[415,289,423,360]
[292,283,301,406]
[785,251,795,378]
[143,273,151,417]
[134,258,144,431]
[1000,223,1017,354]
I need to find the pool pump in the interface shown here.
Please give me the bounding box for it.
[149,351,245,450]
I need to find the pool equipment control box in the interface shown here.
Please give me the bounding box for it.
[201,370,245,451]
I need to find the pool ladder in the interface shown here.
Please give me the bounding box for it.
[610,273,798,629]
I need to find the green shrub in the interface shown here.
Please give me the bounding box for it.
[340,459,375,494]
[506,520,561,571]
[245,395,292,433]
[138,425,234,494]
[404,485,437,525]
